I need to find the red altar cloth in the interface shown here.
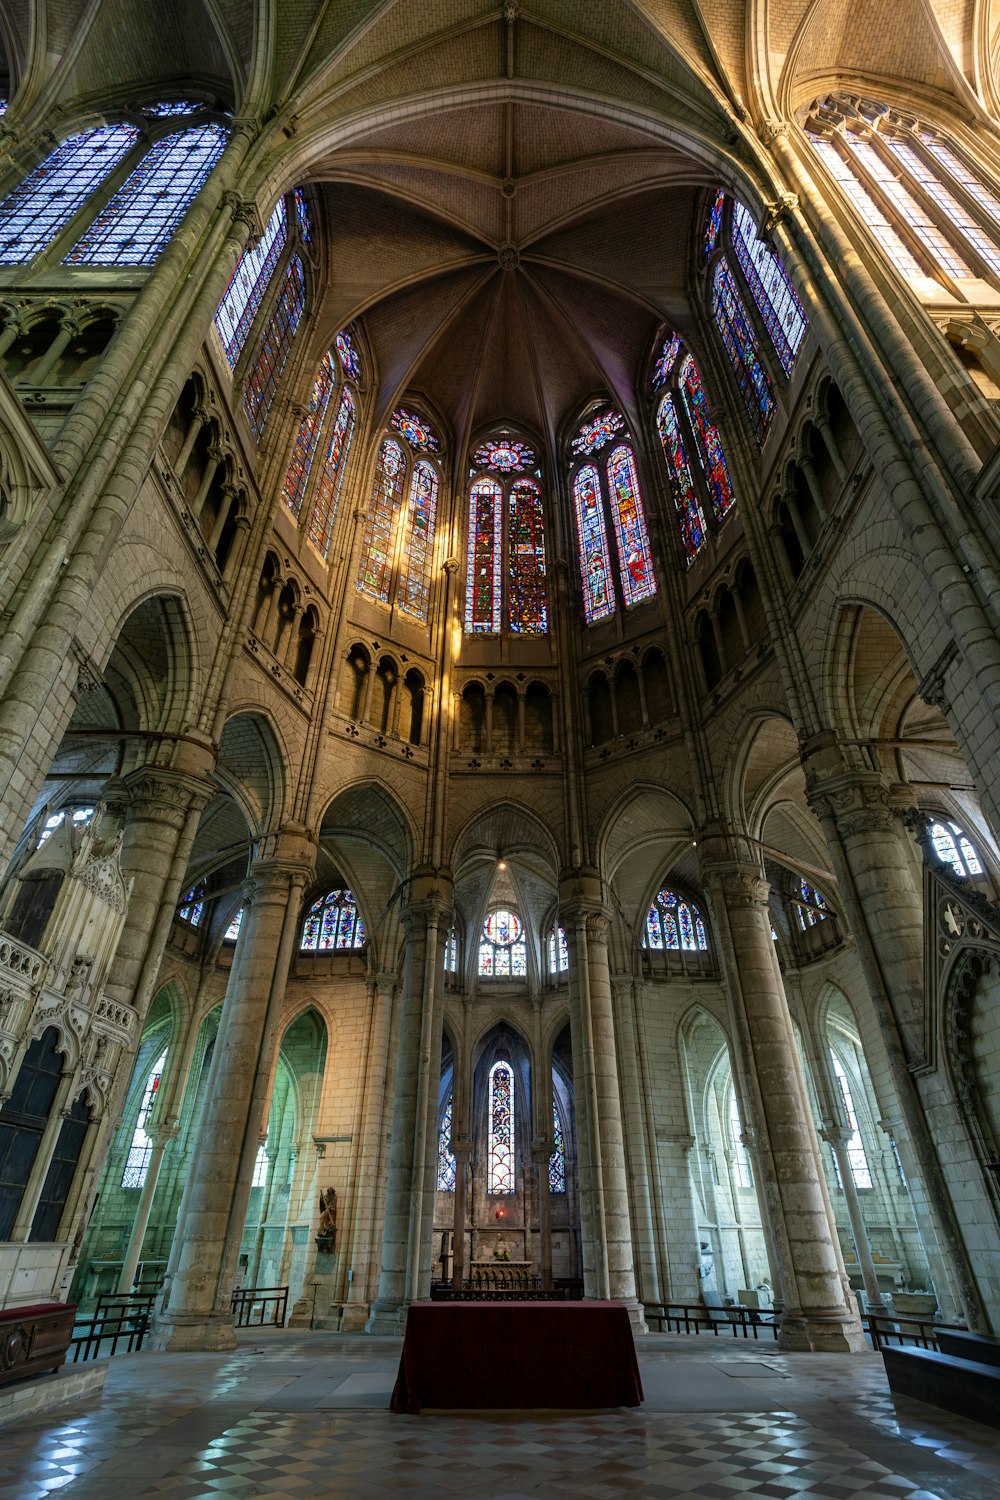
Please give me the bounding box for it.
[389,1300,644,1413]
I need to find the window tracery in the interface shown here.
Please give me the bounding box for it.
[242,256,306,441]
[178,886,205,926]
[653,334,739,563]
[0,125,141,264]
[488,1061,514,1193]
[300,889,365,951]
[929,818,983,878]
[121,1048,167,1189]
[645,889,708,951]
[463,437,548,637]
[711,260,776,444]
[437,1097,456,1191]
[357,412,442,621]
[66,124,227,265]
[37,806,94,846]
[548,1102,566,1192]
[548,925,568,975]
[478,908,527,977]
[281,341,357,560]
[805,94,1000,296]
[214,199,288,367]
[570,411,656,624]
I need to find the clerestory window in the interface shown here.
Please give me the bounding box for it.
[570,408,656,625]
[465,437,548,635]
[357,410,443,624]
[652,332,738,563]
[280,334,358,558]
[645,888,708,950]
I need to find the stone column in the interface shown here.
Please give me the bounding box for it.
[820,1125,883,1313]
[116,1121,181,1293]
[700,838,865,1352]
[801,734,984,1327]
[338,970,395,1332]
[151,836,313,1350]
[452,1144,470,1288]
[367,872,452,1332]
[26,313,79,388]
[175,404,209,477]
[562,868,645,1328]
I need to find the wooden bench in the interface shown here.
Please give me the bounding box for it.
[935,1328,1000,1368]
[882,1344,1000,1430]
[0,1302,76,1388]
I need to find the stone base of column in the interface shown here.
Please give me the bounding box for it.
[612,1297,648,1335]
[148,1312,238,1352]
[365,1302,408,1335]
[338,1302,371,1333]
[777,1310,866,1353]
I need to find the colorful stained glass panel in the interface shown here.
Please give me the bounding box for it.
[678,355,737,524]
[656,395,707,562]
[548,1102,566,1192]
[300,889,365,951]
[437,1098,456,1191]
[66,124,227,265]
[391,407,440,452]
[704,186,725,260]
[488,1062,514,1193]
[711,260,776,445]
[731,201,807,376]
[474,438,535,472]
[357,438,406,603]
[653,331,682,388]
[0,125,140,264]
[573,465,614,624]
[242,255,306,440]
[465,477,502,633]
[397,459,440,621]
[607,445,656,608]
[335,329,361,380]
[307,388,355,558]
[282,353,336,520]
[571,409,624,457]
[508,479,548,634]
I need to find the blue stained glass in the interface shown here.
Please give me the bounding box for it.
[242,255,306,440]
[0,124,140,264]
[711,259,775,444]
[282,353,336,520]
[548,1102,566,1192]
[732,200,807,377]
[357,438,406,602]
[479,908,527,977]
[145,101,201,117]
[66,124,227,265]
[214,198,287,368]
[796,879,829,930]
[656,395,707,562]
[704,186,725,260]
[335,329,361,380]
[653,332,682,388]
[646,889,707,951]
[465,476,502,633]
[437,1098,456,1191]
[508,479,548,634]
[397,459,440,621]
[307,388,355,557]
[391,407,440,452]
[178,885,204,926]
[475,438,535,472]
[300,889,365,951]
[571,409,624,457]
[607,445,656,607]
[488,1062,514,1193]
[678,355,737,524]
[573,465,614,624]
[294,187,312,244]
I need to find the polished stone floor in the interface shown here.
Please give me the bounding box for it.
[3,1329,1000,1499]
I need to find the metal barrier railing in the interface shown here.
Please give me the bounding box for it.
[646,1302,780,1340]
[231,1284,288,1327]
[864,1313,962,1352]
[70,1308,150,1362]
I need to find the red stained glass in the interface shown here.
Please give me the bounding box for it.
[397,459,440,621]
[678,355,736,524]
[243,256,306,441]
[282,353,336,520]
[465,477,502,634]
[307,388,355,557]
[607,445,656,608]
[508,479,548,634]
[357,438,405,602]
[573,465,614,624]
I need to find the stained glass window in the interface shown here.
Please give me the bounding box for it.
[37,806,94,845]
[242,255,306,440]
[653,331,682,388]
[508,479,548,634]
[656,395,707,562]
[294,187,312,244]
[607,445,656,608]
[437,1098,456,1191]
[704,186,725,260]
[223,908,243,943]
[145,102,201,117]
[571,409,624,457]
[488,1061,515,1193]
[214,198,287,368]
[678,355,737,524]
[335,329,360,380]
[729,1089,753,1188]
[846,136,971,278]
[465,477,503,634]
[478,908,527,978]
[282,353,336,521]
[445,927,458,973]
[548,926,568,975]
[121,1048,167,1188]
[731,201,807,376]
[831,1051,873,1188]
[795,879,830,930]
[929,819,983,877]
[645,889,708,951]
[0,125,140,264]
[475,438,535,472]
[397,460,440,621]
[573,465,614,625]
[307,388,355,557]
[251,1141,268,1188]
[300,888,365,951]
[357,438,406,603]
[66,124,227,265]
[548,1102,566,1192]
[711,260,776,444]
[178,886,204,926]
[808,136,926,281]
[391,407,440,452]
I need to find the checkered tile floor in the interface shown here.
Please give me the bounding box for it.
[2,1332,998,1499]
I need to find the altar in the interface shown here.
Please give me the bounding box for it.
[469,1261,534,1288]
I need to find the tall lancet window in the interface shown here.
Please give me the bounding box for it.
[805,94,1000,296]
[214,199,288,366]
[730,201,807,376]
[0,125,141,263]
[437,1097,456,1191]
[652,332,738,563]
[569,409,656,624]
[711,260,775,443]
[488,1061,515,1194]
[357,408,442,622]
[548,1102,566,1192]
[242,256,306,440]
[464,437,548,636]
[280,330,359,559]
[121,1048,167,1189]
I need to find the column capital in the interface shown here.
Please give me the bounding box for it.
[818,1124,853,1149]
[120,764,216,827]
